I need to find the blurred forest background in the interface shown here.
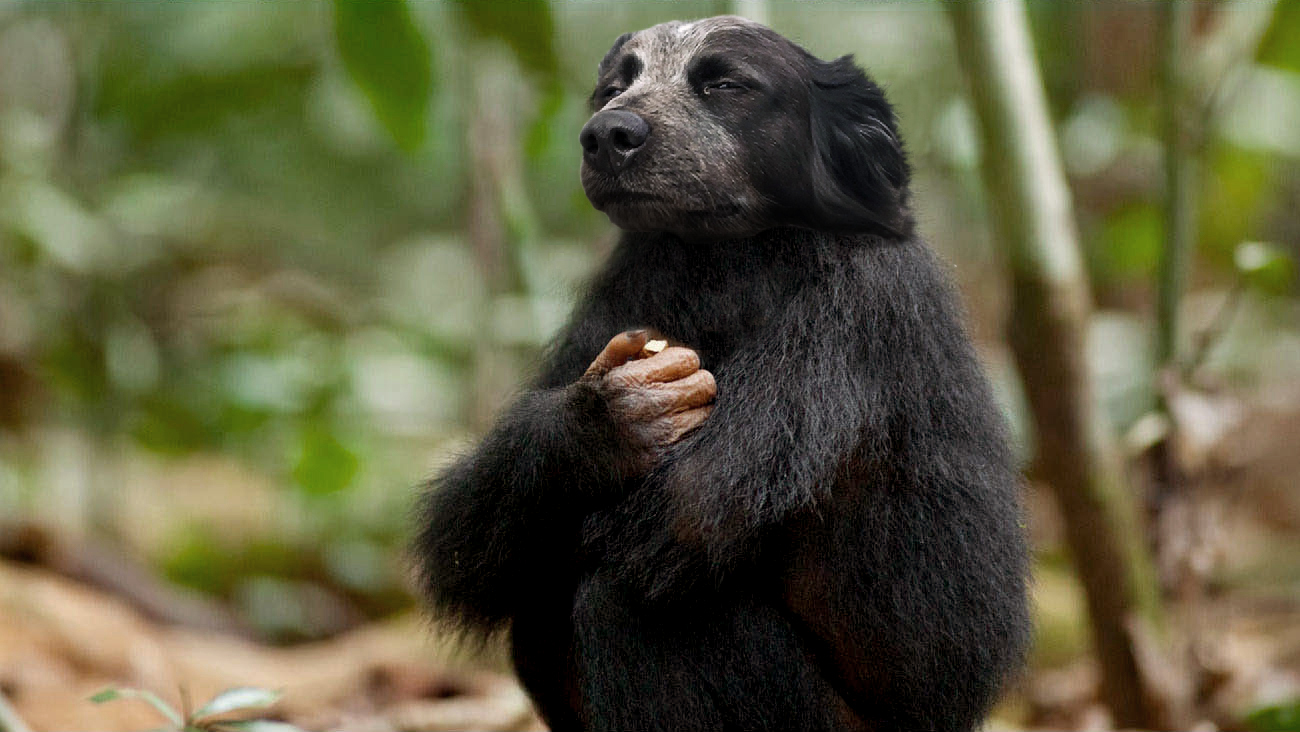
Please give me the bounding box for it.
[1,2,1299,731]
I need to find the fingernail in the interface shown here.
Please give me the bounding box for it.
[624,329,647,339]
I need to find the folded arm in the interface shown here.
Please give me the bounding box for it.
[415,330,716,634]
[592,289,878,597]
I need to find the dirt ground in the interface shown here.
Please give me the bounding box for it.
[0,560,543,732]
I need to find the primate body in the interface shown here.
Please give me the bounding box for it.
[417,17,1030,732]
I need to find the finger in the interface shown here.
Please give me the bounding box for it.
[603,365,713,421]
[583,329,650,380]
[606,385,680,421]
[664,404,713,443]
[659,368,717,412]
[610,346,700,385]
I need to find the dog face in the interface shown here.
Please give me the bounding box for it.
[580,16,912,239]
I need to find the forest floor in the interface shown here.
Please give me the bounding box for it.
[0,559,544,732]
[3,548,1299,732]
[2,393,1300,731]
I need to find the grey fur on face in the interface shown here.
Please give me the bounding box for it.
[580,17,770,238]
[581,16,913,240]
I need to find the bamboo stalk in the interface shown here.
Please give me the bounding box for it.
[946,3,1174,727]
[1156,2,1196,370]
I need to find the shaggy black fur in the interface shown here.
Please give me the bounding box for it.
[416,17,1029,732]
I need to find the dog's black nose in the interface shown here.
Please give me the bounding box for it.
[580,110,649,174]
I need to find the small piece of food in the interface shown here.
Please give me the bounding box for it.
[636,338,669,359]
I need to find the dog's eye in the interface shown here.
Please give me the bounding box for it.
[600,86,624,102]
[704,80,747,94]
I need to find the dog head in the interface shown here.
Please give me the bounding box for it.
[580,16,912,240]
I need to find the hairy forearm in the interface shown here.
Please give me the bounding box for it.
[415,384,626,632]
[587,312,875,599]
[661,351,868,559]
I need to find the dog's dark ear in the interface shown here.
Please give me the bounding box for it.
[807,55,912,237]
[597,32,634,77]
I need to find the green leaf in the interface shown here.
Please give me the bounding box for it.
[333,0,433,152]
[94,62,316,143]
[215,721,308,732]
[89,689,121,703]
[452,0,558,82]
[524,83,566,161]
[89,688,184,727]
[1247,698,1300,732]
[1258,0,1300,73]
[193,687,282,720]
[1234,240,1295,295]
[1093,202,1161,282]
[291,425,359,496]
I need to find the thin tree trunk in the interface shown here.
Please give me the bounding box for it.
[1151,0,1198,605]
[1156,3,1196,371]
[1150,5,1279,718]
[946,3,1177,728]
[1151,1,1279,600]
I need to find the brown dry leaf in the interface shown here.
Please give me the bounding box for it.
[0,560,540,732]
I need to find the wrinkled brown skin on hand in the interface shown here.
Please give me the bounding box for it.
[581,330,716,476]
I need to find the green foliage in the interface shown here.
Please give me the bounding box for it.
[525,84,568,161]
[129,389,248,456]
[1247,699,1300,732]
[162,532,302,598]
[1258,0,1300,72]
[91,686,303,732]
[161,524,409,640]
[333,0,433,152]
[1235,240,1295,295]
[1095,203,1163,282]
[451,0,564,166]
[90,688,183,727]
[1200,147,1275,264]
[96,62,317,143]
[290,423,359,497]
[1028,560,1090,668]
[192,688,280,719]
[451,0,558,83]
[218,723,305,732]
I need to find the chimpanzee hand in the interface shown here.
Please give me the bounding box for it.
[578,330,716,476]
